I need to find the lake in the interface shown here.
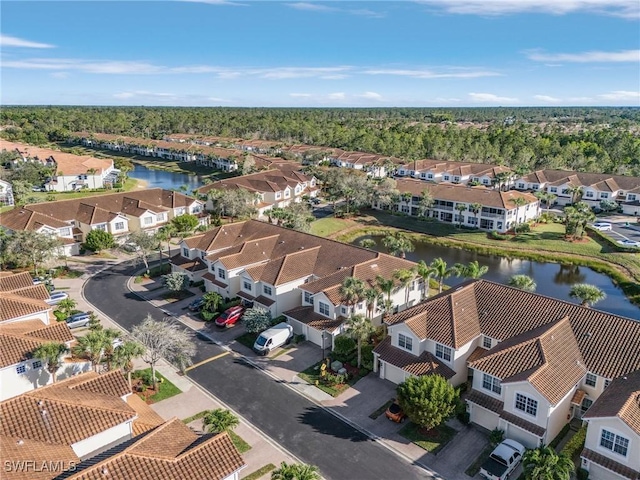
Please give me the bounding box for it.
[357,235,640,320]
[129,163,206,191]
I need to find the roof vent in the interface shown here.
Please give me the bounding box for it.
[38,400,44,406]
[299,246,304,250]
[16,439,24,446]
[279,240,285,244]
[583,332,592,339]
[101,468,109,476]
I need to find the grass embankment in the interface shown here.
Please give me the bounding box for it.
[309,217,357,237]
[322,212,640,306]
[16,177,141,205]
[181,410,251,453]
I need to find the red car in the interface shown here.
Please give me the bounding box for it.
[215,305,245,328]
[385,400,406,423]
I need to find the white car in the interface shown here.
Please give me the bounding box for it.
[617,239,640,248]
[591,222,612,231]
[65,312,91,329]
[46,291,69,305]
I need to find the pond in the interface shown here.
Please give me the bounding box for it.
[357,235,640,320]
[129,163,206,191]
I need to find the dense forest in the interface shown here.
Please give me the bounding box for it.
[1,106,639,175]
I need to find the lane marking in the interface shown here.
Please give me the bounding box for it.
[185,351,230,371]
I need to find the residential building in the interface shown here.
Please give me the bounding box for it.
[328,150,401,178]
[378,178,539,233]
[0,189,206,249]
[0,178,14,206]
[396,159,513,187]
[374,280,640,449]
[581,371,640,480]
[174,220,419,346]
[0,271,53,326]
[0,370,246,480]
[0,141,115,192]
[197,169,319,219]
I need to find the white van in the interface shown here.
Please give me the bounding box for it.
[253,322,294,355]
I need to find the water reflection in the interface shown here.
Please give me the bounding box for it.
[129,164,205,191]
[554,264,586,285]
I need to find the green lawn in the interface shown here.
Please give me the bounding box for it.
[17,177,142,204]
[160,290,195,302]
[398,422,457,454]
[133,369,182,403]
[309,217,356,237]
[243,464,276,480]
[234,331,259,350]
[229,430,252,453]
[298,361,369,397]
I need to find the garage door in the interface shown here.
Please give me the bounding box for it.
[501,422,539,449]
[470,404,499,431]
[381,362,408,385]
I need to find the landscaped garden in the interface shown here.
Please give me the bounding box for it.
[131,368,181,403]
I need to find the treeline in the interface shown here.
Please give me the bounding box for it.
[1,106,639,175]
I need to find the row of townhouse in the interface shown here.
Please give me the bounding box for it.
[197,168,319,219]
[71,132,241,172]
[377,179,540,233]
[374,279,640,480]
[513,170,640,214]
[0,271,92,401]
[172,220,420,346]
[0,189,206,256]
[163,133,284,155]
[395,158,513,187]
[1,140,115,192]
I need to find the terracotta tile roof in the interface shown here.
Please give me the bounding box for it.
[519,169,640,191]
[245,246,321,286]
[217,235,280,270]
[170,254,208,272]
[254,295,275,307]
[583,370,640,435]
[284,306,344,331]
[499,410,546,437]
[571,389,587,406]
[203,273,228,289]
[237,290,255,301]
[581,448,640,480]
[126,394,165,436]
[466,389,504,414]
[64,418,245,480]
[467,346,489,364]
[0,435,79,480]
[0,294,51,323]
[0,271,35,291]
[197,169,313,196]
[0,371,135,447]
[374,337,456,379]
[0,320,74,368]
[0,208,72,232]
[10,284,52,301]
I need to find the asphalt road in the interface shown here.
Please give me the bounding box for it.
[85,260,428,480]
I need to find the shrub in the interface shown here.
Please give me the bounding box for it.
[191,280,204,288]
[53,310,66,322]
[220,299,242,311]
[516,223,531,233]
[577,468,589,480]
[361,344,374,370]
[242,306,272,333]
[560,426,587,460]
[333,335,356,356]
[489,230,509,241]
[201,311,218,321]
[162,272,190,292]
[489,428,505,446]
[324,373,346,386]
[83,229,116,252]
[294,334,306,344]
[457,411,470,425]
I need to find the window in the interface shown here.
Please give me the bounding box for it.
[114,222,124,231]
[218,268,226,280]
[515,393,538,416]
[562,189,569,195]
[32,360,42,369]
[550,187,557,193]
[629,194,637,201]
[435,343,452,362]
[398,333,413,351]
[482,373,502,394]
[284,190,290,198]
[304,291,312,304]
[444,175,450,181]
[275,192,282,199]
[518,183,526,189]
[600,430,629,457]
[156,213,165,222]
[182,247,189,257]
[427,174,433,179]
[143,216,153,225]
[585,373,597,387]
[584,191,594,198]
[94,224,107,231]
[319,302,330,316]
[16,365,26,375]
[604,379,611,389]
[263,285,272,296]
[243,281,252,291]
[483,336,492,349]
[581,398,593,413]
[59,227,71,236]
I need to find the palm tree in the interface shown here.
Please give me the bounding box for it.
[345,314,375,368]
[271,462,321,480]
[112,341,145,388]
[382,232,414,258]
[202,291,223,313]
[363,287,381,320]
[469,203,482,228]
[375,275,395,305]
[359,238,377,249]
[418,189,434,217]
[523,447,575,480]
[459,260,489,279]
[55,298,77,319]
[393,268,414,306]
[338,277,366,316]
[455,203,467,228]
[72,330,112,372]
[202,409,239,433]
[508,274,537,292]
[567,184,583,204]
[157,224,176,263]
[32,342,68,383]
[86,167,98,189]
[569,283,606,307]
[510,197,528,233]
[414,260,436,299]
[430,258,455,294]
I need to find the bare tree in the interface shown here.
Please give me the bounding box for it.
[131,315,197,387]
[125,231,160,274]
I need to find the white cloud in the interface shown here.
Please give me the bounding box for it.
[287,2,385,17]
[288,2,336,12]
[358,91,383,100]
[258,66,351,80]
[527,49,640,63]
[290,93,312,97]
[597,90,640,101]
[534,94,562,102]
[0,34,55,49]
[363,68,501,79]
[415,0,639,18]
[328,92,346,100]
[469,92,519,103]
[348,8,386,18]
[113,91,228,104]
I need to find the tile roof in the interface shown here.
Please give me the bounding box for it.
[581,448,640,480]
[126,394,165,436]
[466,389,504,414]
[202,273,228,288]
[520,169,640,191]
[284,306,344,331]
[0,294,51,323]
[0,208,71,232]
[170,254,208,272]
[0,435,79,480]
[0,371,135,447]
[64,418,245,480]
[197,169,313,196]
[0,271,36,291]
[499,410,546,437]
[0,319,74,368]
[583,370,640,435]
[374,337,456,379]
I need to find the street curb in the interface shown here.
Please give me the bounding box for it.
[124,271,437,478]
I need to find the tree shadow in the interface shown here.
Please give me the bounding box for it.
[298,406,369,442]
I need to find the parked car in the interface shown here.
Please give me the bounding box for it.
[253,322,293,355]
[31,186,45,192]
[384,400,406,423]
[591,222,612,231]
[308,197,321,205]
[188,297,205,312]
[46,291,69,305]
[214,305,245,328]
[65,312,91,329]
[121,242,140,253]
[618,239,640,248]
[479,439,525,480]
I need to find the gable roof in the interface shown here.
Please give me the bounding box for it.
[583,370,640,435]
[374,337,456,379]
[0,319,74,368]
[0,271,37,292]
[197,169,313,196]
[520,169,640,191]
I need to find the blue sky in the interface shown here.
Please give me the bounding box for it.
[1,1,639,107]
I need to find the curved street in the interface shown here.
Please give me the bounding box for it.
[84,260,429,480]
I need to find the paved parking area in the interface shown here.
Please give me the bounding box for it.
[593,216,640,246]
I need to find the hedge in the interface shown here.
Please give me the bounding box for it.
[560,426,587,460]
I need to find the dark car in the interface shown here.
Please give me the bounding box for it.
[385,400,406,423]
[214,305,245,328]
[188,297,205,312]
